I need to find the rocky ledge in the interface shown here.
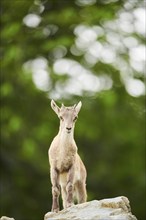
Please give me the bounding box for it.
[44,196,137,220]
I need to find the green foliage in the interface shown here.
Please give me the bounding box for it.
[0,0,145,220]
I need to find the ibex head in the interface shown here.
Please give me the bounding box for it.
[51,100,82,134]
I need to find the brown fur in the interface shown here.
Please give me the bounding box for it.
[48,100,87,212]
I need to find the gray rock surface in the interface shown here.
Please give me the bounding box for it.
[44,196,137,220]
[0,217,15,220]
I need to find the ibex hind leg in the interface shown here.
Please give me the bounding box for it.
[75,181,87,204]
[61,186,67,209]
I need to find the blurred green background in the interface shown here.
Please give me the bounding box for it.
[0,0,145,219]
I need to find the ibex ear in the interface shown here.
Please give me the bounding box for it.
[51,100,60,115]
[75,101,82,114]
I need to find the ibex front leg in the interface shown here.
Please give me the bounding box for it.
[66,165,75,208]
[50,168,60,212]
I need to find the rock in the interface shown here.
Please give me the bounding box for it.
[0,217,15,220]
[44,196,137,220]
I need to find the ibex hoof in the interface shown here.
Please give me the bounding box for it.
[51,208,59,213]
[66,202,74,208]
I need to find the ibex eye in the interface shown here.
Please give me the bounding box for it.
[60,116,64,121]
[73,116,78,121]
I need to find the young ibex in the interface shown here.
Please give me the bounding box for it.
[48,100,87,212]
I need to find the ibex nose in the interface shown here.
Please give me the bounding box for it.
[66,127,72,131]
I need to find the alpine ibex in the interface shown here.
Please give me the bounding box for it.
[48,100,87,212]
